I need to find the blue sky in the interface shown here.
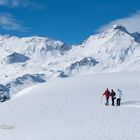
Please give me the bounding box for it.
[0,0,140,44]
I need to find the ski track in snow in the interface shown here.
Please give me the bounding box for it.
[122,101,140,108]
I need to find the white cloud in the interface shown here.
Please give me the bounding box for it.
[0,0,25,7]
[97,11,140,33]
[0,0,8,6]
[0,13,28,31]
[0,0,46,9]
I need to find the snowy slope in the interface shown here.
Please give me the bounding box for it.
[1,24,140,97]
[0,72,140,140]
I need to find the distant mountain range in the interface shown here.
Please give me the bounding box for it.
[1,24,140,97]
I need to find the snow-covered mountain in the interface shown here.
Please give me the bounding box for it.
[70,24,140,72]
[1,24,140,97]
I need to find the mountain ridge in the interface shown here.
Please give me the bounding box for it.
[0,24,140,98]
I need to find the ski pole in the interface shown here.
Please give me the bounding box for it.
[100,95,103,105]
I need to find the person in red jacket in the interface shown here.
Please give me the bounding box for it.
[103,88,110,105]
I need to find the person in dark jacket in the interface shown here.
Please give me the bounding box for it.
[110,89,116,106]
[103,88,110,105]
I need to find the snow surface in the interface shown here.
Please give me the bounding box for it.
[0,72,140,140]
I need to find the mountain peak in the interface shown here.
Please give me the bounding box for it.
[111,24,129,33]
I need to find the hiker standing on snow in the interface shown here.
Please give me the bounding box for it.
[116,89,123,106]
[103,88,110,105]
[110,89,116,106]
